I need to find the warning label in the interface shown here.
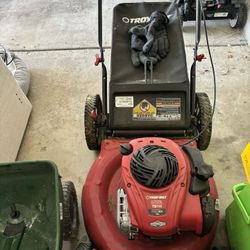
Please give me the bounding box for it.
[115,96,134,108]
[214,12,228,17]
[133,99,156,121]
[156,98,181,121]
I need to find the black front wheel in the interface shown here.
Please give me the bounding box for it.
[84,95,103,150]
[63,181,79,241]
[195,93,212,151]
[229,3,247,29]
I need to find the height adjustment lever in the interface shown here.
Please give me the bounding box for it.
[196,54,206,62]
[95,54,103,66]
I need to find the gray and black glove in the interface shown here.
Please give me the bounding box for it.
[129,25,158,67]
[143,11,170,59]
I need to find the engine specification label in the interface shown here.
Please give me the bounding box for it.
[156,98,181,121]
[115,96,134,108]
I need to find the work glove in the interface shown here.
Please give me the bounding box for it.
[143,11,170,59]
[129,25,158,67]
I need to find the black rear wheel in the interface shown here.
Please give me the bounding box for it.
[63,181,79,241]
[195,93,212,151]
[84,95,103,150]
[229,3,247,29]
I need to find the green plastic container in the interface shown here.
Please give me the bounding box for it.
[0,161,63,250]
[226,183,250,250]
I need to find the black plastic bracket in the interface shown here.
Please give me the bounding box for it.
[183,146,214,196]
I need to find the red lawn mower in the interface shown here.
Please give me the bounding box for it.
[79,1,219,250]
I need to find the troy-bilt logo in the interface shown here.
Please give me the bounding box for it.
[122,16,150,24]
[122,14,172,24]
[150,220,166,228]
[145,195,167,200]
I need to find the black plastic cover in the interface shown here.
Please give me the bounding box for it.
[120,143,133,155]
[109,2,191,132]
[131,145,179,188]
[183,146,214,196]
[110,2,188,85]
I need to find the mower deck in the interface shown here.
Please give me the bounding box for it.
[82,139,219,250]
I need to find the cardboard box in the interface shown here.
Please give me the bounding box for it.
[0,58,32,162]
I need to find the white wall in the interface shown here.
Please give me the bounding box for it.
[244,0,250,44]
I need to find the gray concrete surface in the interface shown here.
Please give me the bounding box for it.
[0,0,248,50]
[0,0,250,249]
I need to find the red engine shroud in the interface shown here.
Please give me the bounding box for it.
[82,138,219,250]
[121,138,203,237]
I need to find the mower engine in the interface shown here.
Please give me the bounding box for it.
[117,138,217,240]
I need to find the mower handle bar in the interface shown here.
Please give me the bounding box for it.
[195,0,201,58]
[191,0,202,114]
[98,0,103,53]
[98,0,107,115]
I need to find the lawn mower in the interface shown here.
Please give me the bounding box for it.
[80,0,219,250]
[178,0,247,28]
[0,161,79,250]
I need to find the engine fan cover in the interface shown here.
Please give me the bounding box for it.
[131,145,179,189]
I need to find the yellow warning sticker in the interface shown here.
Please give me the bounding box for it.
[241,142,250,185]
[133,99,156,121]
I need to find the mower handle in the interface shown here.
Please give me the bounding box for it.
[97,0,107,115]
[191,0,202,114]
[195,0,201,54]
[98,0,103,52]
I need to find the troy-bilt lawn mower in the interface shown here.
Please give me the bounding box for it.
[80,1,219,250]
[178,0,247,28]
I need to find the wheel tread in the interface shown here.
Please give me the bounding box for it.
[196,92,212,151]
[63,181,79,241]
[230,3,247,29]
[84,95,102,150]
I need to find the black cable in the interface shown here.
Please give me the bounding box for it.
[180,0,216,147]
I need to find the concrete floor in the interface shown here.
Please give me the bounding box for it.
[1,0,250,249]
